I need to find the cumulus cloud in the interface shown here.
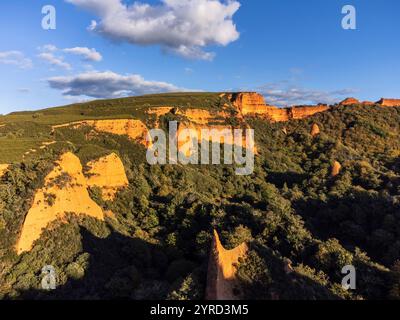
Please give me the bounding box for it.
[38,44,103,70]
[38,52,72,70]
[0,51,33,69]
[63,47,103,62]
[65,0,241,60]
[258,83,357,107]
[47,70,193,99]
[40,44,58,52]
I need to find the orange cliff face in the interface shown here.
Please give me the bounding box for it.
[332,161,342,177]
[16,152,105,254]
[176,108,229,125]
[362,101,375,106]
[0,164,9,177]
[52,119,151,147]
[377,99,400,107]
[311,123,321,137]
[176,122,257,156]
[86,153,129,201]
[206,230,248,300]
[15,152,128,254]
[228,92,331,122]
[340,97,360,106]
[230,92,271,116]
[290,105,330,120]
[266,108,290,122]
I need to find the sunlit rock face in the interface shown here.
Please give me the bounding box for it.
[0,164,9,177]
[85,153,129,201]
[230,92,271,116]
[206,230,248,300]
[52,119,150,146]
[311,123,321,137]
[340,97,360,106]
[16,152,128,254]
[16,152,105,254]
[332,161,342,177]
[228,92,330,122]
[377,98,400,107]
[290,105,331,120]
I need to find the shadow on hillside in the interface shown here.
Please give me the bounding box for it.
[267,171,309,189]
[293,192,399,263]
[240,243,343,300]
[293,193,394,298]
[17,227,193,300]
[13,225,359,301]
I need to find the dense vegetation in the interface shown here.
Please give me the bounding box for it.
[1,95,400,300]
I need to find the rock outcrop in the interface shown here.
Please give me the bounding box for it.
[146,107,174,117]
[230,92,269,116]
[0,164,9,177]
[340,98,360,106]
[290,105,330,120]
[85,153,129,201]
[176,122,257,157]
[206,230,248,300]
[16,152,105,254]
[176,109,228,125]
[331,161,342,177]
[311,123,320,137]
[228,93,330,122]
[53,119,150,146]
[266,108,291,122]
[377,99,400,107]
[40,141,56,150]
[362,101,374,106]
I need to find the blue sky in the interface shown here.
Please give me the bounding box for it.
[0,0,399,114]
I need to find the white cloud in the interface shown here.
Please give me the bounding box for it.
[47,70,194,98]
[169,45,215,61]
[38,52,72,70]
[38,44,103,70]
[0,51,33,69]
[63,47,103,62]
[257,83,357,107]
[40,44,58,52]
[17,88,31,93]
[65,0,241,60]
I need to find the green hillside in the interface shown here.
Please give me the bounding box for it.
[0,92,231,163]
[1,95,400,300]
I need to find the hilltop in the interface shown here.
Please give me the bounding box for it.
[1,92,400,300]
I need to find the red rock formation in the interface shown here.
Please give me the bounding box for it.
[362,101,374,106]
[228,93,331,122]
[229,92,286,121]
[332,161,342,177]
[340,98,360,106]
[311,123,320,137]
[52,119,150,147]
[230,92,268,116]
[376,98,400,107]
[176,122,257,156]
[267,108,290,122]
[16,152,105,254]
[0,164,9,177]
[206,230,248,300]
[290,105,330,120]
